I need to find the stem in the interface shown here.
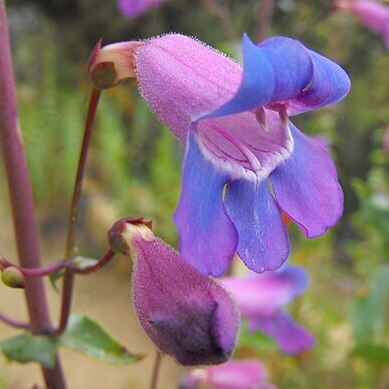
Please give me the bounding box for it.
[0,311,30,330]
[257,0,274,41]
[70,249,116,275]
[1,257,66,278]
[56,88,101,336]
[149,352,162,389]
[0,2,66,387]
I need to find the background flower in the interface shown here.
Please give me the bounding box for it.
[222,265,315,355]
[179,359,277,389]
[118,0,168,18]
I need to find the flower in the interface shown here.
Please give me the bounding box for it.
[118,0,168,18]
[334,0,389,48]
[179,359,277,389]
[108,217,240,366]
[89,33,350,277]
[222,265,315,355]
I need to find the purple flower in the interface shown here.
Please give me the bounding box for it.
[222,266,315,355]
[179,359,277,389]
[108,217,240,366]
[89,34,350,277]
[118,0,167,18]
[334,0,389,48]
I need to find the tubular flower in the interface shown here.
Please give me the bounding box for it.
[118,0,168,18]
[108,217,240,366]
[179,359,276,389]
[334,0,389,48]
[90,33,350,277]
[222,265,314,355]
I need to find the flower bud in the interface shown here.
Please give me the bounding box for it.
[1,267,25,289]
[108,217,240,366]
[88,40,143,89]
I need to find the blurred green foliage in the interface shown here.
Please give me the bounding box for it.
[2,0,389,388]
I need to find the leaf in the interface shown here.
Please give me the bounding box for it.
[60,314,142,363]
[49,268,65,292]
[352,343,389,365]
[1,333,58,368]
[351,264,389,340]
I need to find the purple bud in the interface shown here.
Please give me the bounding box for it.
[108,218,240,366]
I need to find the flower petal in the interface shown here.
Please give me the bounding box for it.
[288,50,351,115]
[136,34,241,142]
[173,130,238,276]
[224,179,289,273]
[206,35,313,119]
[270,124,344,238]
[205,34,274,118]
[249,311,315,355]
[222,265,308,319]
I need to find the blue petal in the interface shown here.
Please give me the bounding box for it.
[249,311,315,355]
[270,123,344,238]
[224,178,289,273]
[203,33,275,118]
[203,35,312,119]
[288,50,351,115]
[274,265,309,300]
[173,130,238,277]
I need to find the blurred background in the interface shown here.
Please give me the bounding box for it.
[1,0,389,388]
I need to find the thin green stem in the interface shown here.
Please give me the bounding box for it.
[55,88,101,336]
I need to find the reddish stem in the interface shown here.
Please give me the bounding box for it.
[257,0,274,41]
[0,1,66,387]
[69,250,116,275]
[0,311,30,330]
[56,88,101,336]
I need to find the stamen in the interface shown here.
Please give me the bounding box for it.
[203,120,262,171]
[254,107,268,132]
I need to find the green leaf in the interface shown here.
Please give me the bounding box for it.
[60,314,141,363]
[352,343,389,365]
[238,321,277,352]
[1,333,58,368]
[49,268,65,292]
[351,264,389,341]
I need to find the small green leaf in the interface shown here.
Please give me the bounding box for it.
[60,314,141,363]
[1,333,58,368]
[352,343,389,365]
[49,268,65,292]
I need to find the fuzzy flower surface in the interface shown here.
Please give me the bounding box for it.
[222,265,314,355]
[90,33,350,277]
[179,359,277,389]
[118,0,167,18]
[335,0,389,48]
[108,218,240,366]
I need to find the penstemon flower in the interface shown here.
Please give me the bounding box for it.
[222,265,314,355]
[334,0,389,49]
[118,0,168,18]
[179,359,277,389]
[108,217,240,366]
[89,33,350,277]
